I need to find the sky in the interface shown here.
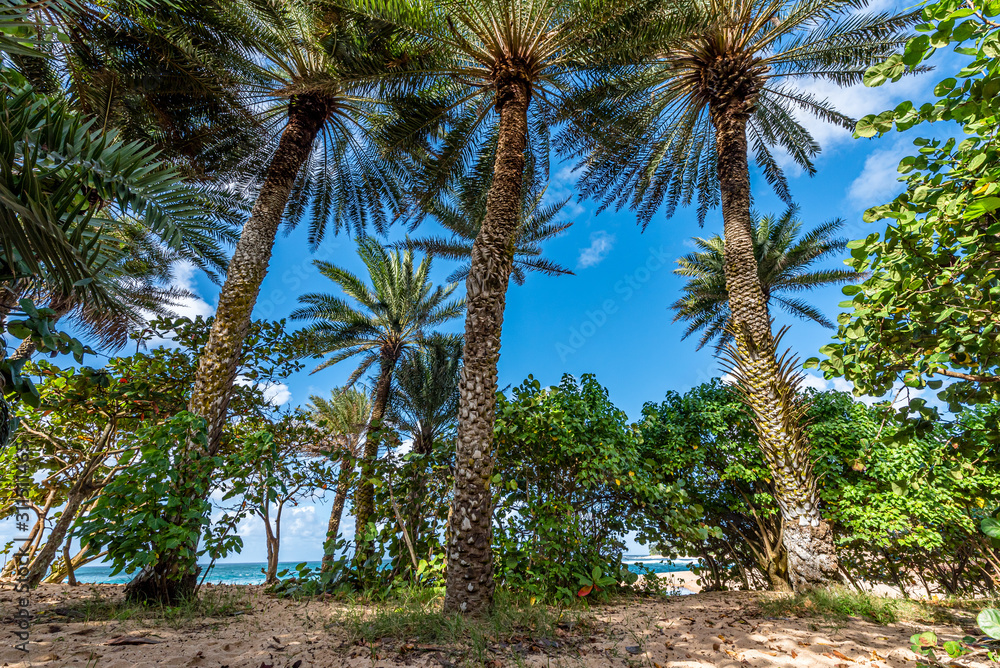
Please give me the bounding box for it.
[2,38,958,568]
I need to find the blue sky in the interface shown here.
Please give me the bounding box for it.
[2,45,956,568]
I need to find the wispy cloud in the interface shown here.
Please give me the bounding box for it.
[577,231,615,268]
[847,138,911,209]
[169,261,215,320]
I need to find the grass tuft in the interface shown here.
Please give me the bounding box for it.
[331,586,586,665]
[49,585,253,628]
[758,586,949,625]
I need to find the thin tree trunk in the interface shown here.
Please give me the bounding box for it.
[712,106,838,592]
[406,428,433,553]
[125,94,332,604]
[443,76,530,615]
[263,505,280,584]
[25,485,89,587]
[321,454,354,573]
[63,534,77,586]
[354,354,396,568]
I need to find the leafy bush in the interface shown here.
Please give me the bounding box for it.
[491,374,705,602]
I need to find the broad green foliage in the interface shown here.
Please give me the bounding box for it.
[492,374,705,602]
[640,381,1000,594]
[638,380,785,590]
[77,412,227,578]
[809,0,1000,412]
[10,316,305,582]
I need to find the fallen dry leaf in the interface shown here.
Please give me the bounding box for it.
[831,649,854,662]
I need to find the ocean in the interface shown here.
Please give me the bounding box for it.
[72,555,697,585]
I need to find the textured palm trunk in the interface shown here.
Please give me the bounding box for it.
[125,94,331,603]
[712,107,839,591]
[443,76,530,615]
[321,453,354,573]
[354,354,396,567]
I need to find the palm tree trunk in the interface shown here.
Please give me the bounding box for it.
[125,93,332,604]
[321,453,354,573]
[443,76,530,615]
[354,354,396,567]
[712,107,839,591]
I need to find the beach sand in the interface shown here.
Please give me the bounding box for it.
[1,575,990,667]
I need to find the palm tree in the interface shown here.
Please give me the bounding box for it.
[387,333,462,555]
[565,0,916,590]
[397,177,572,286]
[307,387,372,573]
[673,207,856,353]
[348,0,659,613]
[292,238,464,566]
[125,1,411,602]
[0,86,234,318]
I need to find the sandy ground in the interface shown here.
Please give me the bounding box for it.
[0,578,990,668]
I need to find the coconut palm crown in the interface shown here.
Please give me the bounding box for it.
[292,237,464,567]
[673,208,856,352]
[397,176,572,286]
[564,0,920,224]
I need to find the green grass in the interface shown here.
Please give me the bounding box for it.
[46,585,253,628]
[331,586,586,666]
[758,587,949,625]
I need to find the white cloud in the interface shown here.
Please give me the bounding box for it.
[234,376,292,406]
[771,67,938,170]
[577,231,616,268]
[721,373,737,386]
[168,261,215,320]
[545,165,586,220]
[847,138,912,208]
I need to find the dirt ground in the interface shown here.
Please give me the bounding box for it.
[0,582,990,668]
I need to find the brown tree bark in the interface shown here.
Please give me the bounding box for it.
[354,354,397,568]
[443,74,530,615]
[26,423,113,586]
[406,426,434,553]
[321,453,354,573]
[125,93,333,604]
[711,105,839,592]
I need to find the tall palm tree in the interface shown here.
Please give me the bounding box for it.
[348,0,659,613]
[673,208,856,353]
[387,333,462,553]
[292,238,464,566]
[307,387,372,573]
[126,1,410,602]
[565,0,916,590]
[397,176,572,286]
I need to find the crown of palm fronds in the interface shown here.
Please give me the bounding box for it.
[388,332,462,443]
[0,86,237,313]
[671,207,858,352]
[395,173,572,285]
[345,0,677,211]
[11,222,204,349]
[306,386,372,457]
[560,0,920,225]
[292,236,465,380]
[6,0,262,179]
[222,0,422,246]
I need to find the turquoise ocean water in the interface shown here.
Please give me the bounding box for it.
[71,555,697,585]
